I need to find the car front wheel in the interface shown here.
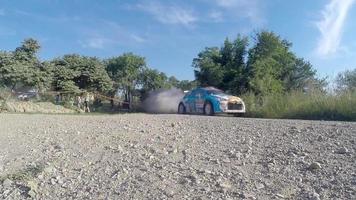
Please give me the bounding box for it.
[178,103,186,114]
[203,101,214,116]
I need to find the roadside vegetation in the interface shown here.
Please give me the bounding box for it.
[242,90,356,121]
[0,38,196,111]
[192,31,356,121]
[0,30,355,120]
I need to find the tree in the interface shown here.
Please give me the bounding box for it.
[177,80,197,91]
[193,47,224,87]
[0,38,52,91]
[221,36,249,94]
[247,31,321,95]
[52,54,112,93]
[137,68,173,101]
[282,58,326,92]
[336,69,356,92]
[193,31,322,96]
[168,76,180,88]
[14,38,41,61]
[141,68,171,91]
[247,31,292,95]
[193,35,249,95]
[106,53,146,108]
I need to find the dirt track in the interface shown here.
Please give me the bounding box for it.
[0,114,355,199]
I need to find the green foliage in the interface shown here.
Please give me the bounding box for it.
[221,36,249,94]
[193,36,249,94]
[0,39,52,91]
[247,31,323,95]
[1,38,192,111]
[168,76,180,88]
[105,53,146,107]
[106,53,146,91]
[0,164,44,182]
[141,68,171,91]
[14,38,41,61]
[52,54,112,93]
[242,91,356,121]
[336,69,356,92]
[176,80,197,91]
[193,31,324,96]
[193,47,224,87]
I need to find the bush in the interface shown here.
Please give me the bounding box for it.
[242,91,356,121]
[0,87,12,112]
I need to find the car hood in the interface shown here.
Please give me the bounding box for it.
[213,94,243,103]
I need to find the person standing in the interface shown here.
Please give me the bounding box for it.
[76,95,82,110]
[55,93,60,105]
[84,92,91,113]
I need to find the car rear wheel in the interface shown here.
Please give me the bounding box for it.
[178,103,186,114]
[204,101,214,116]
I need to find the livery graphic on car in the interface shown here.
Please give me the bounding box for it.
[178,87,246,116]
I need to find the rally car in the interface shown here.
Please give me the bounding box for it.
[178,87,246,116]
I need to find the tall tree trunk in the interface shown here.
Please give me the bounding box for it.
[128,90,132,110]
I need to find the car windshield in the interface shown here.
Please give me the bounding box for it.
[207,89,225,95]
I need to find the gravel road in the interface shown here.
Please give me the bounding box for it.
[0,114,355,199]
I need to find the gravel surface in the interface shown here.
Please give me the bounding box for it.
[0,113,355,199]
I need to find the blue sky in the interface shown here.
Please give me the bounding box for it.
[0,0,355,81]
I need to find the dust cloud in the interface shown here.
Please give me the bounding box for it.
[142,88,185,114]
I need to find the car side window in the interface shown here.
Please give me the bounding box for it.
[189,91,196,98]
[195,91,203,99]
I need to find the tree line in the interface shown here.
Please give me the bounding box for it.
[193,31,332,96]
[1,31,355,107]
[0,39,196,107]
[193,31,356,96]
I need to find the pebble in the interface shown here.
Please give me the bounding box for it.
[44,166,55,173]
[3,189,11,196]
[50,178,57,185]
[182,149,188,155]
[256,183,265,190]
[308,162,322,171]
[28,190,36,198]
[57,178,64,184]
[0,114,354,199]
[317,136,323,141]
[218,181,232,189]
[222,158,231,163]
[309,192,321,200]
[335,147,348,154]
[2,178,13,188]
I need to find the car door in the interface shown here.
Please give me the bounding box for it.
[194,90,205,114]
[186,90,196,113]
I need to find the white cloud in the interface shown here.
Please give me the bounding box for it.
[214,0,262,23]
[137,2,197,26]
[216,0,240,7]
[78,21,148,49]
[209,10,223,22]
[14,9,81,23]
[131,34,146,43]
[316,0,355,57]
[79,37,111,49]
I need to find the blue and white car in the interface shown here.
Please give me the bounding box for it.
[178,87,246,116]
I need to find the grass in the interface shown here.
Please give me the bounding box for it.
[242,90,356,121]
[0,165,44,182]
[2,87,355,121]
